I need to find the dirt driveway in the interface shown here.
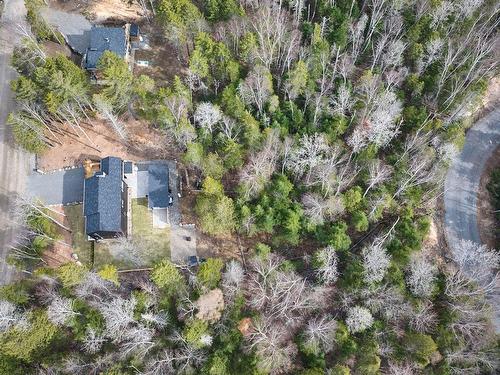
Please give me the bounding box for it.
[38,118,176,171]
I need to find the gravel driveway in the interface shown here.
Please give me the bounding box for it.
[444,108,500,332]
[27,168,84,205]
[41,7,91,54]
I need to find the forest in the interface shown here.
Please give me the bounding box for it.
[1,0,499,374]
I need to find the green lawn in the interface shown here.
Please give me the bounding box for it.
[94,198,170,269]
[64,204,93,265]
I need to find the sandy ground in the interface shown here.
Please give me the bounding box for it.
[478,146,500,249]
[48,0,146,23]
[481,76,500,111]
[38,116,178,171]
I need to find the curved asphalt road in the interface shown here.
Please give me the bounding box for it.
[0,0,32,285]
[444,108,500,331]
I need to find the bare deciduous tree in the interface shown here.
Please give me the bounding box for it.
[47,296,78,326]
[314,246,339,285]
[0,300,25,332]
[451,240,499,291]
[239,129,280,199]
[246,317,298,374]
[346,305,373,333]
[302,315,337,353]
[238,65,273,116]
[93,95,127,140]
[410,301,438,334]
[82,328,107,354]
[287,133,328,183]
[119,324,156,358]
[382,361,416,375]
[363,159,393,197]
[406,255,437,298]
[221,260,245,300]
[98,296,137,341]
[142,331,206,375]
[362,240,391,284]
[362,284,413,324]
[248,2,301,74]
[193,102,222,134]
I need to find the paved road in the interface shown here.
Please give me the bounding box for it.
[0,0,33,285]
[27,168,84,205]
[444,108,500,332]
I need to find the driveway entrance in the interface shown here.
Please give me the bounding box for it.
[27,168,84,205]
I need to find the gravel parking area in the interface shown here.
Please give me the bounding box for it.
[27,168,84,205]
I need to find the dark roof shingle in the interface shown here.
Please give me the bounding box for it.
[84,27,127,69]
[148,163,169,209]
[84,156,123,234]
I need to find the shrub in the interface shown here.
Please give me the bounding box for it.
[151,260,184,294]
[351,211,369,232]
[56,263,88,288]
[184,319,211,348]
[98,264,119,285]
[197,258,224,289]
[404,333,438,367]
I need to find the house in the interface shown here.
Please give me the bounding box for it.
[82,24,135,71]
[83,157,171,240]
[83,157,128,240]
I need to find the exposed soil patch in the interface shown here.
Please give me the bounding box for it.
[38,115,180,171]
[41,40,71,57]
[49,0,146,23]
[478,145,500,249]
[133,22,187,83]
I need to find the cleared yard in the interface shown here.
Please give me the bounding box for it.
[64,204,93,265]
[94,198,170,268]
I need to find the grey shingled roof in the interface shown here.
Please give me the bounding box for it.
[84,27,127,69]
[123,161,133,174]
[84,157,123,235]
[148,163,169,209]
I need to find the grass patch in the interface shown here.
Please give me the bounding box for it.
[64,204,93,265]
[94,198,170,269]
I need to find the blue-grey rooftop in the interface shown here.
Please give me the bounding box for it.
[84,156,123,235]
[130,24,140,37]
[84,27,127,69]
[123,161,133,174]
[148,163,169,209]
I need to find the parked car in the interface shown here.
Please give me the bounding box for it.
[187,256,206,267]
